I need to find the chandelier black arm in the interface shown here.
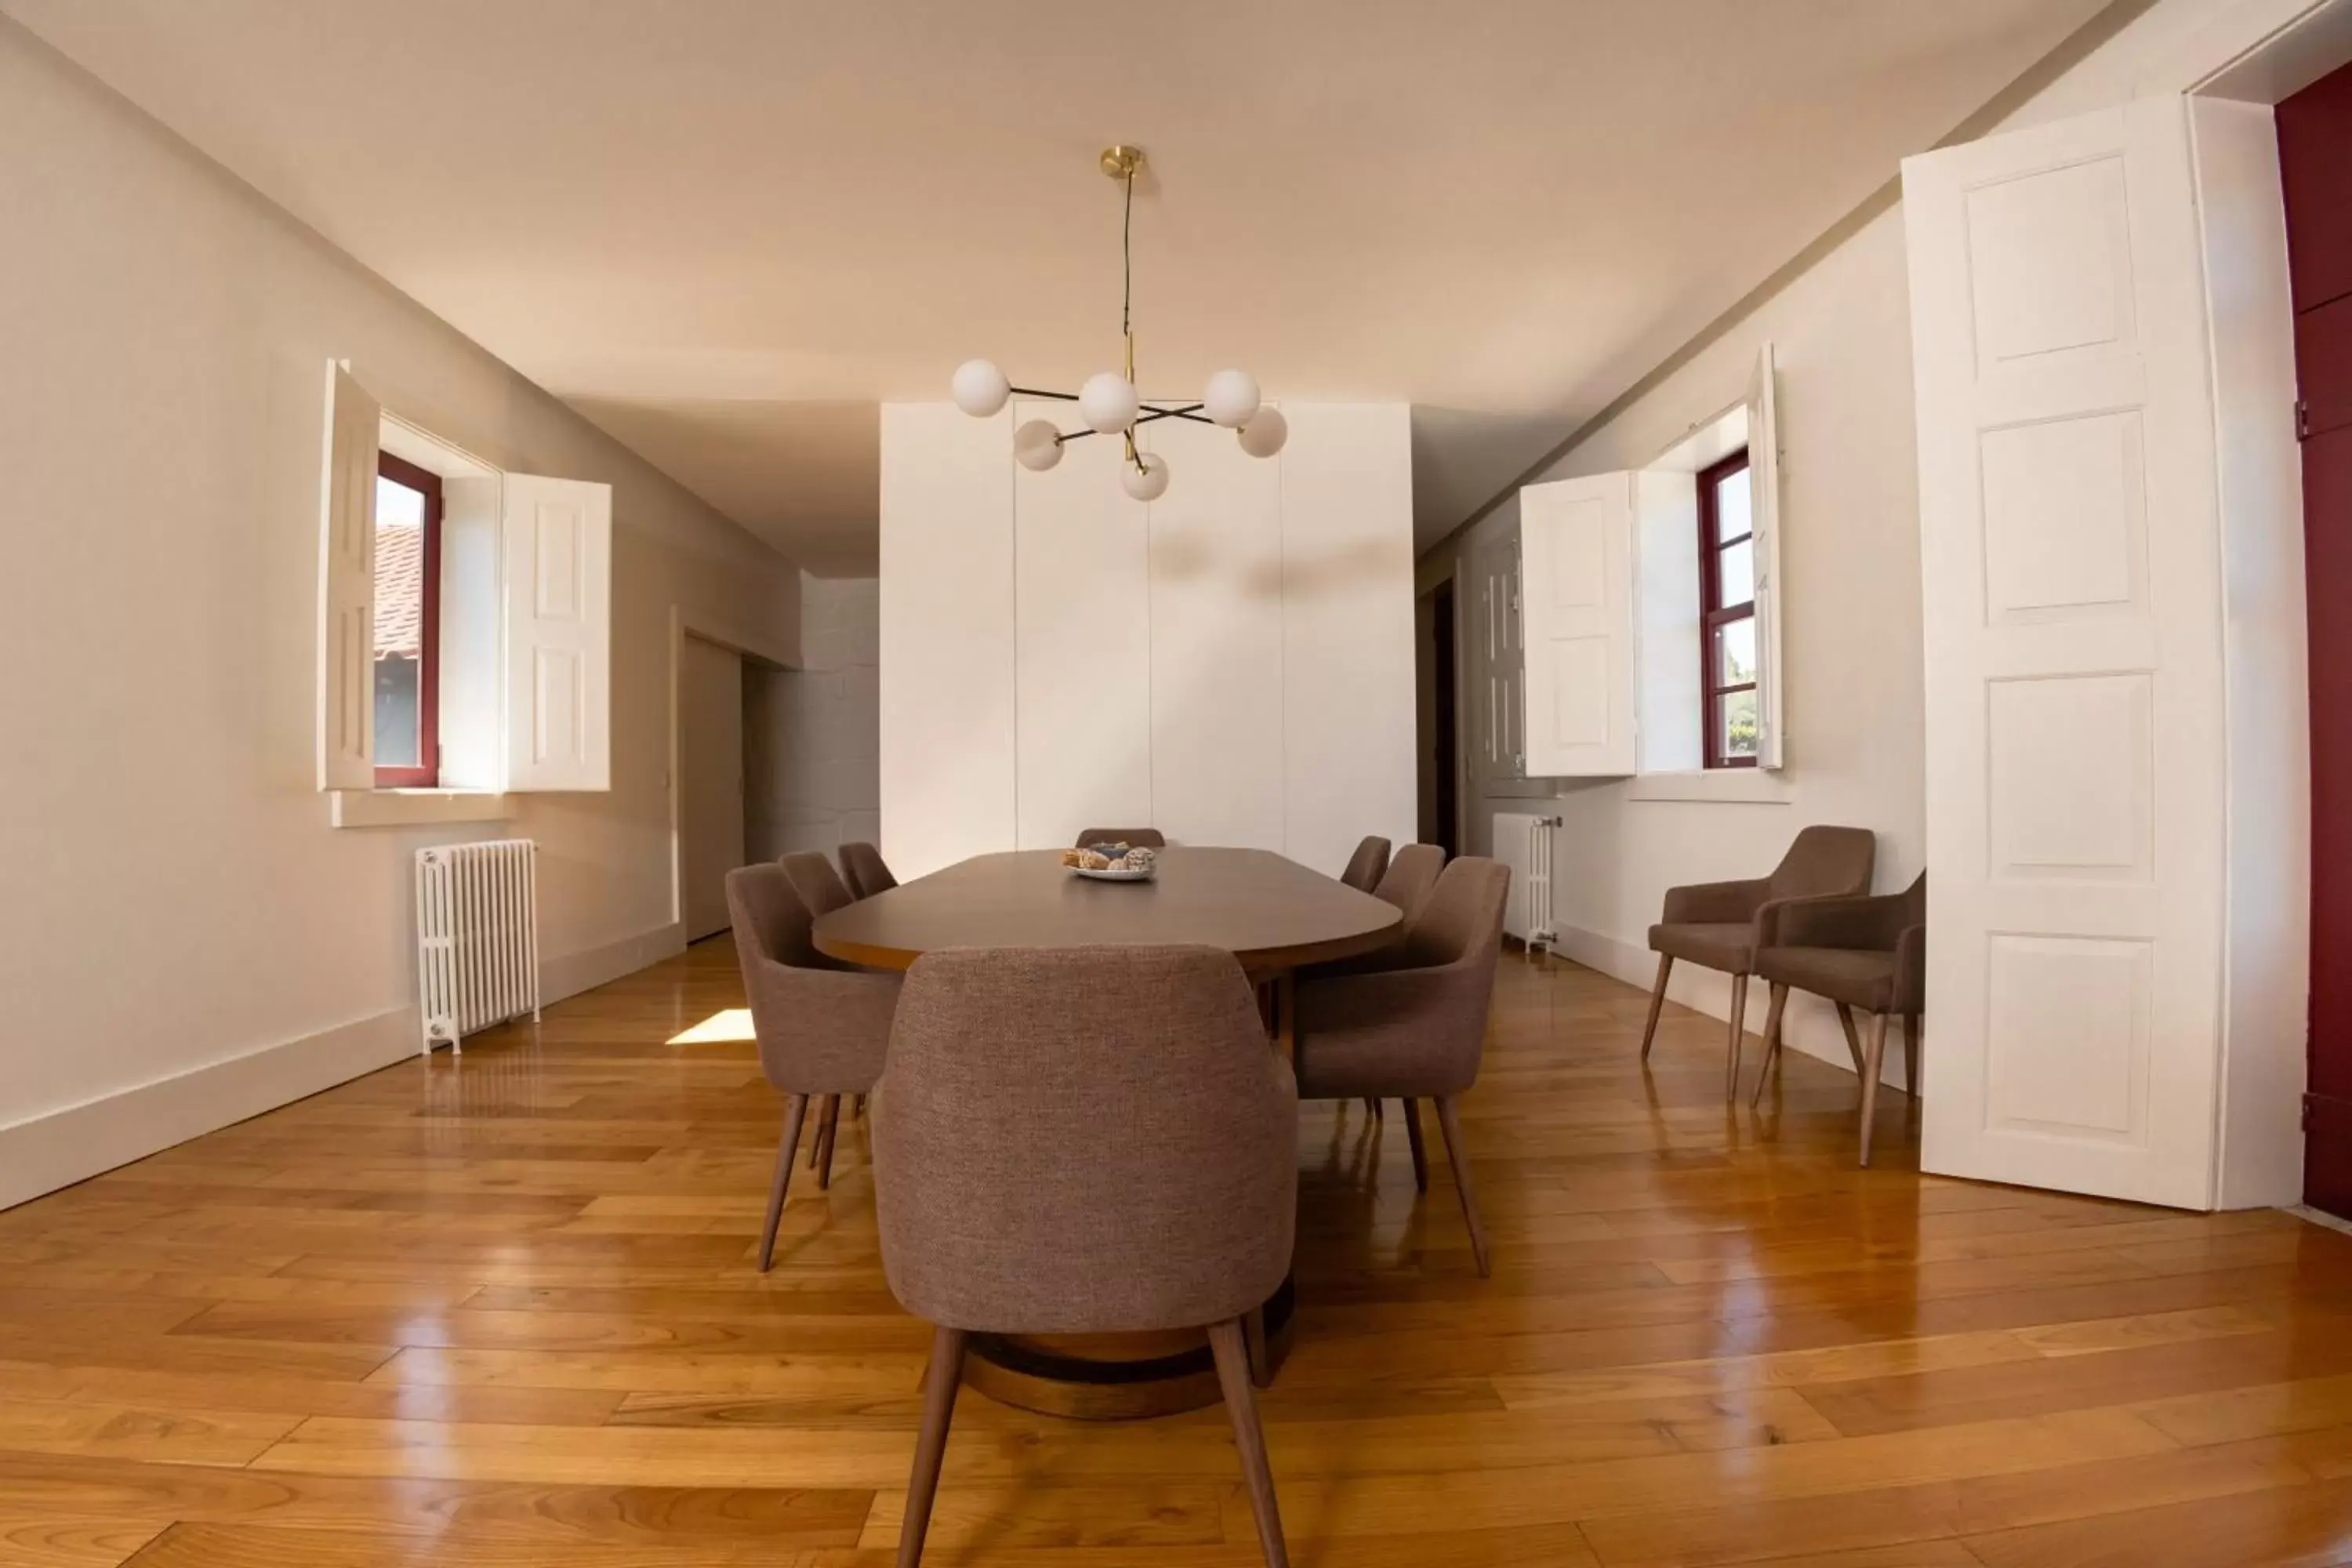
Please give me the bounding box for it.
[1008,386,1080,401]
[1048,403,1214,445]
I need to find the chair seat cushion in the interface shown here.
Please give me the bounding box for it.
[1755,944,1898,1012]
[1648,921,1754,974]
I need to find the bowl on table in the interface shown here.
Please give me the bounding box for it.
[1062,843,1159,882]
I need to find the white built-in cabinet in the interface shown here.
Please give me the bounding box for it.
[879,402,1417,882]
[1472,345,1784,783]
[1900,93,2308,1210]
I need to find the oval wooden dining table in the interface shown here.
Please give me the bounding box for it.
[812,845,1402,1419]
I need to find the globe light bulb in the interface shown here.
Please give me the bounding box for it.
[951,358,1010,418]
[1120,452,1170,501]
[1014,419,1065,472]
[1080,372,1141,434]
[1236,405,1288,458]
[1203,368,1261,428]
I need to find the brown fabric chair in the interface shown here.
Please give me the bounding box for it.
[838,840,898,900]
[1371,842,1445,918]
[1074,826,1166,848]
[724,864,899,1269]
[1294,856,1511,1276]
[778,849,867,1167]
[1751,872,1926,1166]
[1640,826,1876,1100]
[872,945,1297,1568]
[1338,834,1392,894]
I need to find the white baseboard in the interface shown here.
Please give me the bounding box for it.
[1549,918,1912,1093]
[0,920,688,1214]
[0,1005,417,1213]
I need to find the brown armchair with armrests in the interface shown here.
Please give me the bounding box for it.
[1641,826,1877,1100]
[1750,872,1926,1166]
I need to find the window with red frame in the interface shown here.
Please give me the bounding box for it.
[372,452,441,787]
[1697,448,1759,768]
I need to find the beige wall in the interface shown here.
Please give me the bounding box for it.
[0,20,801,1207]
[749,575,882,863]
[1417,0,2332,1085]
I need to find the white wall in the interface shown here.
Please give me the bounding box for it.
[882,402,1417,879]
[748,575,881,862]
[1418,0,2333,1090]
[0,19,802,1208]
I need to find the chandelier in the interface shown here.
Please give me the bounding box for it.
[948,144,1287,501]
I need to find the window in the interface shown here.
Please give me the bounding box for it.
[373,451,441,787]
[1698,448,1758,768]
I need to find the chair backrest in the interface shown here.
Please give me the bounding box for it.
[838,840,898,900]
[1398,855,1512,975]
[724,864,899,1093]
[1372,843,1445,917]
[1074,826,1166,849]
[1339,834,1392,894]
[872,945,1296,1336]
[780,850,855,920]
[1768,826,1876,902]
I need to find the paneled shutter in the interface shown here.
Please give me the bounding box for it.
[1519,472,1637,777]
[1748,343,1787,770]
[318,361,379,790]
[501,474,612,791]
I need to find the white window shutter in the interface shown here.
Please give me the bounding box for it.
[1519,471,1637,777]
[318,361,379,790]
[501,474,612,791]
[1748,342,1787,770]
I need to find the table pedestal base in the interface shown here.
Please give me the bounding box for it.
[960,1276,1295,1421]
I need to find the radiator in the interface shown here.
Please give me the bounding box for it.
[1493,811,1561,953]
[415,839,541,1054]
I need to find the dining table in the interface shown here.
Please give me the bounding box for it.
[812,844,1402,1419]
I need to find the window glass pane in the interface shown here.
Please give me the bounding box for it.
[1715,615,1756,688]
[1713,465,1752,543]
[1719,687,1759,760]
[374,474,426,769]
[1717,537,1754,606]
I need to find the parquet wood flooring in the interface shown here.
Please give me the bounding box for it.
[2,941,2350,1565]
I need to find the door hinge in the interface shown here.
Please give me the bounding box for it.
[2297,398,2310,441]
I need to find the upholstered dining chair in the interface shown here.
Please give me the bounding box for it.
[872,945,1297,1568]
[1371,841,1445,919]
[839,840,898,900]
[724,864,899,1269]
[1641,826,1876,1100]
[1338,834,1391,894]
[1750,872,1926,1166]
[1073,826,1166,848]
[778,849,865,1168]
[1294,856,1511,1276]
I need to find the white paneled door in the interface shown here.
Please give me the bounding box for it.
[1903,96,2225,1207]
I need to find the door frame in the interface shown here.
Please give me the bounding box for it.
[666,604,793,935]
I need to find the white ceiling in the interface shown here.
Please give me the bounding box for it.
[5,0,2109,572]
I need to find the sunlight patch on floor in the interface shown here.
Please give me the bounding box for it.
[668,1007,754,1045]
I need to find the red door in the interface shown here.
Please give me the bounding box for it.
[2281,60,2352,1219]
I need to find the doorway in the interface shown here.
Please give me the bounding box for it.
[2283,56,2352,1219]
[678,632,748,942]
[1417,577,1460,858]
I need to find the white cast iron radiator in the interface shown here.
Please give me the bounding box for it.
[415,839,541,1054]
[1492,811,1561,953]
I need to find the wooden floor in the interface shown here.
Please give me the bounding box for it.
[5,946,2352,1566]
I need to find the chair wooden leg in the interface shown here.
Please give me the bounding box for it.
[1903,1012,1921,1100]
[1724,973,1749,1103]
[815,1096,840,1191]
[1365,1096,1382,1121]
[1835,1004,1866,1078]
[758,1094,808,1273]
[899,1325,967,1568]
[1401,1097,1429,1192]
[807,1094,826,1168]
[1432,1096,1490,1277]
[1243,1303,1272,1388]
[1750,982,1790,1109]
[1208,1318,1292,1568]
[1858,1011,1889,1167]
[1639,954,1673,1062]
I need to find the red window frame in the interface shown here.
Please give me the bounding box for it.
[1697,448,1757,770]
[374,451,441,789]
